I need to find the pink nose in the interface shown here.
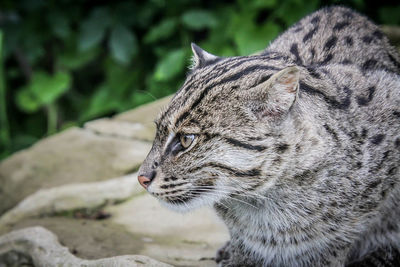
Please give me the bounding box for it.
[138,175,151,189]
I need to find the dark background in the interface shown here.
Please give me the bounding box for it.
[0,0,399,160]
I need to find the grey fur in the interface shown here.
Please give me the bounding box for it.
[138,6,400,267]
[267,6,400,73]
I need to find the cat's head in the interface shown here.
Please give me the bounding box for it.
[138,44,302,212]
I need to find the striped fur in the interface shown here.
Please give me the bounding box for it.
[138,6,400,266]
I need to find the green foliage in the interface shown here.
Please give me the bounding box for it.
[154,49,188,81]
[78,7,111,52]
[378,6,400,25]
[181,10,218,30]
[144,18,178,44]
[0,0,399,160]
[16,71,71,113]
[109,24,138,65]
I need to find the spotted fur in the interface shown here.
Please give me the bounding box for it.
[267,6,400,73]
[138,6,400,267]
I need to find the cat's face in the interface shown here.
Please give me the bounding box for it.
[138,45,300,212]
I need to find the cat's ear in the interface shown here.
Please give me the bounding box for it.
[191,43,219,69]
[249,66,300,120]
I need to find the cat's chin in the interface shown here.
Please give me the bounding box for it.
[158,194,222,213]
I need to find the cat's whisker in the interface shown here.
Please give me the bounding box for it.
[190,186,260,209]
[213,181,271,201]
[192,183,270,203]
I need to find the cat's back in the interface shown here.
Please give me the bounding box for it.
[299,63,400,136]
[266,6,400,73]
[297,64,400,198]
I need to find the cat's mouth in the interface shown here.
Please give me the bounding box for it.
[150,187,200,204]
[163,193,197,204]
[149,186,222,212]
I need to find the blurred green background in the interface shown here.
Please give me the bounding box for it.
[0,0,399,160]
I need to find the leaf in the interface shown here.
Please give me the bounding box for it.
[104,58,137,95]
[234,20,281,55]
[16,71,71,113]
[181,10,218,30]
[275,0,319,26]
[130,91,156,107]
[59,47,100,70]
[154,49,187,81]
[78,7,111,51]
[238,0,277,9]
[15,89,41,113]
[80,84,119,121]
[251,0,277,8]
[30,71,72,105]
[15,70,73,113]
[144,18,178,43]
[47,12,70,40]
[109,24,138,65]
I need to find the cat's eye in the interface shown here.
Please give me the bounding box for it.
[180,134,195,149]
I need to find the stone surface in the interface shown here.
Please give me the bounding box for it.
[0,188,228,266]
[85,118,155,142]
[106,193,229,266]
[0,226,172,266]
[3,196,228,266]
[114,95,173,141]
[7,218,144,260]
[0,173,142,228]
[0,127,151,214]
[114,95,172,125]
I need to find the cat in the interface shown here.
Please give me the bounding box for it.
[138,6,400,266]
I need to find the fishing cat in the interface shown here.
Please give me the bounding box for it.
[138,6,400,266]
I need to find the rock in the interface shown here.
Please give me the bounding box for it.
[114,95,172,125]
[0,173,142,228]
[85,119,155,142]
[0,226,172,266]
[3,196,228,266]
[7,217,144,260]
[0,250,33,267]
[105,193,229,266]
[0,128,151,215]
[113,95,173,140]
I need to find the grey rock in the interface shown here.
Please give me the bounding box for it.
[0,128,151,214]
[85,118,155,142]
[0,226,172,266]
[105,193,229,266]
[0,173,142,228]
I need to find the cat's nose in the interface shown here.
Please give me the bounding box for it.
[138,175,151,189]
[137,171,156,189]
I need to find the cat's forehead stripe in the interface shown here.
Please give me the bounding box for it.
[158,56,284,125]
[172,64,281,128]
[157,56,247,123]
